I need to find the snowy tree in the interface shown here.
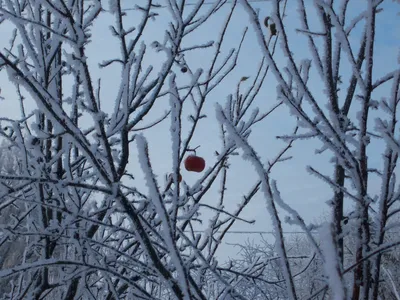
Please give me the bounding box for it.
[0,0,264,299]
[0,0,398,300]
[217,0,400,299]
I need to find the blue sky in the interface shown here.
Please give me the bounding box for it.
[0,0,399,260]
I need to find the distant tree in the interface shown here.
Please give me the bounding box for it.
[0,143,25,295]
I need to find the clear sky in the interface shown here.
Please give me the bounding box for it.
[0,0,399,261]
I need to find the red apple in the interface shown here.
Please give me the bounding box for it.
[184,155,205,172]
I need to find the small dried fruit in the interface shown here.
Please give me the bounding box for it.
[184,155,206,172]
[269,23,277,36]
[169,173,182,182]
